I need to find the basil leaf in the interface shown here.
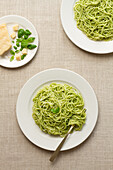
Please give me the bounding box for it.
[10,56,14,62]
[12,41,14,43]
[21,39,28,48]
[55,107,60,113]
[21,54,26,60]
[18,29,25,38]
[16,38,22,42]
[10,50,15,55]
[27,44,37,49]
[16,42,20,47]
[25,29,31,35]
[14,46,17,50]
[51,107,60,113]
[15,50,20,53]
[20,48,23,51]
[24,34,28,39]
[27,37,35,43]
[51,108,56,113]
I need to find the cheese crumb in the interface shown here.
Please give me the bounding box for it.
[10,32,16,39]
[13,24,19,31]
[16,53,21,61]
[22,48,27,55]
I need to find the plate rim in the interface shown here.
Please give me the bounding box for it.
[60,0,113,54]
[0,14,39,68]
[16,68,98,151]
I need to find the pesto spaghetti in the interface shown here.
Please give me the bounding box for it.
[74,0,113,41]
[32,83,86,137]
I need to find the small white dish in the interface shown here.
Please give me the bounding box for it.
[61,0,113,54]
[16,68,98,151]
[0,15,39,68]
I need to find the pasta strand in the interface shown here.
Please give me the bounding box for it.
[74,0,113,41]
[32,83,86,137]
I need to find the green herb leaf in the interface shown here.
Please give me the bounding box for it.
[15,50,20,53]
[21,39,28,48]
[10,56,14,62]
[56,107,60,113]
[16,42,20,47]
[51,109,56,113]
[20,48,23,51]
[16,38,22,42]
[14,46,17,50]
[27,44,37,50]
[24,34,28,39]
[21,54,26,60]
[24,29,31,35]
[18,29,25,38]
[27,37,35,43]
[12,41,14,43]
[10,50,15,55]
[51,107,60,113]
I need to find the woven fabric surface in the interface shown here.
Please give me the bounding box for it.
[0,0,113,170]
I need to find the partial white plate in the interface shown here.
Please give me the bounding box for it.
[61,0,113,54]
[0,15,39,68]
[16,68,98,151]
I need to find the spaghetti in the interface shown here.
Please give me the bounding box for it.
[74,0,113,41]
[32,83,86,137]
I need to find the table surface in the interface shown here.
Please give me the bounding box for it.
[0,0,113,170]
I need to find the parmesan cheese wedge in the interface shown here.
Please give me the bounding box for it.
[0,24,12,55]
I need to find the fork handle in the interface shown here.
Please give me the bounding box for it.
[49,133,68,162]
[49,125,74,162]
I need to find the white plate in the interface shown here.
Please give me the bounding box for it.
[0,15,39,68]
[16,68,98,151]
[61,0,113,54]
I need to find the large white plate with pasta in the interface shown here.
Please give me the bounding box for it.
[61,0,113,54]
[16,68,98,151]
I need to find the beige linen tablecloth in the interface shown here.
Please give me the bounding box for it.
[0,0,113,170]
